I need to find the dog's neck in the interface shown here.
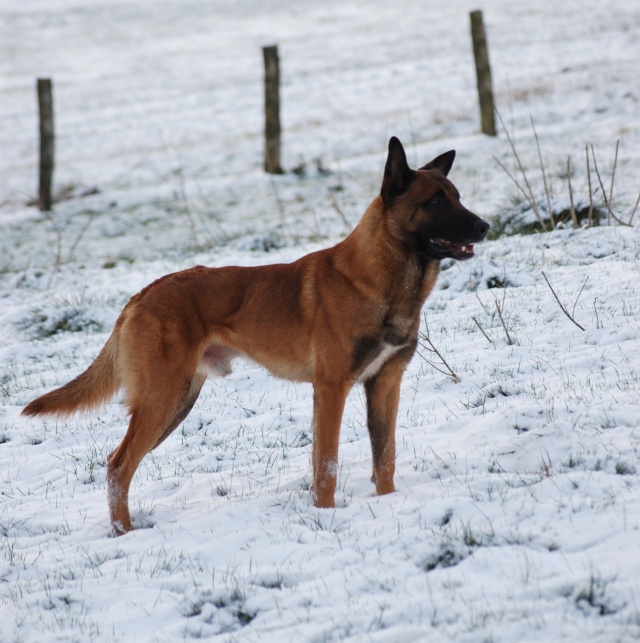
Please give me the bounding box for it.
[336,195,441,305]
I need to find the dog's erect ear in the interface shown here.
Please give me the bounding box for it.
[420,150,456,177]
[381,136,415,205]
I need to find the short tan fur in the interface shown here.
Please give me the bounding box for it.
[23,137,489,535]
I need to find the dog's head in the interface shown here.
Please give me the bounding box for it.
[381,136,489,260]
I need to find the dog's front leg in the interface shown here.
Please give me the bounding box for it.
[364,359,406,496]
[311,380,350,508]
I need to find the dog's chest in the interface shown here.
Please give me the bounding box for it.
[352,313,415,382]
[356,342,405,382]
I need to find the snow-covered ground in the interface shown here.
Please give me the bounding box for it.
[2,0,640,640]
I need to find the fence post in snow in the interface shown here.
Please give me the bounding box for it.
[263,45,283,174]
[469,11,497,137]
[37,78,55,210]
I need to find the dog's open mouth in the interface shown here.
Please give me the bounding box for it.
[427,238,476,260]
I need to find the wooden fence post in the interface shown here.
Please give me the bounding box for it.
[263,45,283,174]
[37,78,55,210]
[469,11,496,136]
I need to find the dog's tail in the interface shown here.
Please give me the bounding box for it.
[22,328,121,418]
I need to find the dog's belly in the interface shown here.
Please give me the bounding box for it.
[258,354,314,382]
[197,342,313,383]
[357,343,405,382]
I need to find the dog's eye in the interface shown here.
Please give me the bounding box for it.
[423,193,445,209]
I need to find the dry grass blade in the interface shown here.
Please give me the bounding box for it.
[542,271,586,331]
[472,316,493,343]
[329,193,353,233]
[493,298,514,345]
[609,139,619,205]
[494,109,547,231]
[572,276,589,320]
[175,166,200,247]
[67,213,95,263]
[628,192,640,225]
[41,209,63,287]
[419,315,461,383]
[418,336,461,383]
[585,144,595,227]
[531,117,555,229]
[590,143,631,227]
[566,157,579,229]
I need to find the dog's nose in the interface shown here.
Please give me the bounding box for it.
[475,218,490,241]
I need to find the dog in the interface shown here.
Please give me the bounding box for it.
[22,137,489,535]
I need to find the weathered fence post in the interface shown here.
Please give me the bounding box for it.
[263,45,283,174]
[37,78,55,210]
[469,11,496,136]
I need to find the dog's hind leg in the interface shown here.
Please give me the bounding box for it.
[150,373,207,452]
[106,375,204,535]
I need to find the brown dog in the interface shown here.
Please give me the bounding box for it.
[22,137,489,535]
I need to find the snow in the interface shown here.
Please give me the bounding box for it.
[2,0,640,640]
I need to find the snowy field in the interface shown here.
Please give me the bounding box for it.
[2,0,640,640]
